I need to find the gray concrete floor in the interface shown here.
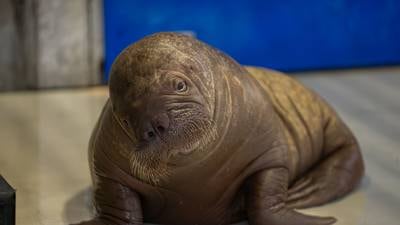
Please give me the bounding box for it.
[0,67,399,225]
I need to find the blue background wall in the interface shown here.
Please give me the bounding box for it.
[104,0,400,81]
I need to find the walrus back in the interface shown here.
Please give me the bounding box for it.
[245,66,329,181]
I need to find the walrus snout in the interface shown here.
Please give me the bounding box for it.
[138,112,170,142]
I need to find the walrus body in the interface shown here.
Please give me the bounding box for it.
[75,33,364,225]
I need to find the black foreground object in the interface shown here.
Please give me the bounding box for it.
[0,175,15,225]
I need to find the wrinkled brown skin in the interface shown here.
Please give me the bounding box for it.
[73,33,364,225]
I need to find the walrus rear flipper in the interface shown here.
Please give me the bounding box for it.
[287,139,364,209]
[287,106,364,209]
[246,168,337,225]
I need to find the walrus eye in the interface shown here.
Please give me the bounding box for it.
[175,80,188,92]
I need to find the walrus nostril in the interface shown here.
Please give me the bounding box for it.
[142,130,156,142]
[153,113,170,134]
[147,131,155,138]
[141,113,169,141]
[156,125,165,133]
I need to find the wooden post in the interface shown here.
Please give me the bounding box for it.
[0,0,104,91]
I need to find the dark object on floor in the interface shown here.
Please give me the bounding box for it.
[73,32,364,225]
[0,175,15,225]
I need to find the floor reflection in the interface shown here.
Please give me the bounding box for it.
[64,187,94,224]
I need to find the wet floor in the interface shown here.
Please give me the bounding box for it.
[0,67,399,225]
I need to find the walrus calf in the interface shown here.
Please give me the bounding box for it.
[74,32,364,225]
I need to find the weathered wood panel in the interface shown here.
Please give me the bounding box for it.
[0,0,103,91]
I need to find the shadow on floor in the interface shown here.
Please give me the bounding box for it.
[64,187,95,224]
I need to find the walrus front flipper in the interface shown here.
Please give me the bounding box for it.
[287,111,364,209]
[246,168,337,225]
[71,177,143,225]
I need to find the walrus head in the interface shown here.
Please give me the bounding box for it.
[108,32,239,184]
